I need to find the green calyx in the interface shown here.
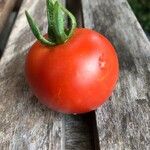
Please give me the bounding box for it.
[25,0,77,46]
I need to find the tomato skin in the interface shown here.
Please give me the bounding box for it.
[25,28,119,114]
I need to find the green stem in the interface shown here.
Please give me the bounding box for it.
[25,11,55,46]
[61,5,77,39]
[46,0,56,42]
[52,1,67,43]
[25,0,77,46]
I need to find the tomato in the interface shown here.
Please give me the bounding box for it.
[25,28,119,114]
[25,0,119,114]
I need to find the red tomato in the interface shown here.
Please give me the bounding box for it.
[25,28,119,114]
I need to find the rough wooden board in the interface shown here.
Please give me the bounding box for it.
[0,0,17,33]
[82,0,150,149]
[0,0,65,149]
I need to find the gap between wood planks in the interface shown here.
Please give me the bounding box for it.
[0,0,23,57]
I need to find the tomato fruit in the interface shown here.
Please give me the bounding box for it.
[25,0,119,114]
[25,28,119,114]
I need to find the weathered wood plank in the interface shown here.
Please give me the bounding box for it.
[82,0,150,149]
[0,0,65,149]
[0,0,17,33]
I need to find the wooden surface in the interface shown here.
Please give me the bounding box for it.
[82,0,150,149]
[0,0,150,149]
[0,0,17,33]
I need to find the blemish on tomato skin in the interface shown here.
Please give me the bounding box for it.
[98,56,106,69]
[100,61,106,68]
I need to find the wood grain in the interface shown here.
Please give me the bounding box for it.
[0,0,17,33]
[81,0,150,149]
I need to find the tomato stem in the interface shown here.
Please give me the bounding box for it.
[25,0,77,46]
